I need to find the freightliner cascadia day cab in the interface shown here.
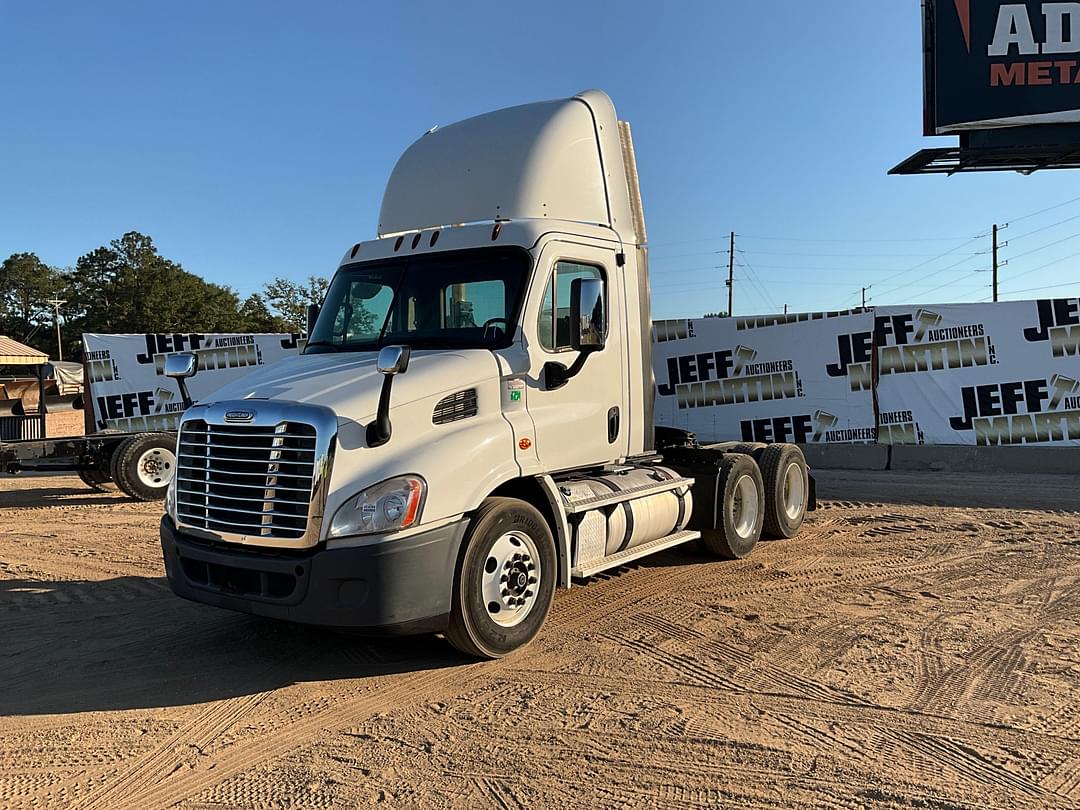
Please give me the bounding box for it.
[160,91,813,658]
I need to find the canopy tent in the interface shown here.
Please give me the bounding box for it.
[0,335,47,366]
[45,360,84,394]
[0,336,50,439]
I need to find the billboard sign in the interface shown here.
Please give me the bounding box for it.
[925,0,1080,133]
[652,312,879,446]
[82,332,304,432]
[874,301,1080,445]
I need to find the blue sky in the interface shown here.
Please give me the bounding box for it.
[2,1,1078,320]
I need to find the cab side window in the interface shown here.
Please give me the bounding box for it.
[538,261,603,351]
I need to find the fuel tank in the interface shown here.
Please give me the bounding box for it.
[558,465,693,567]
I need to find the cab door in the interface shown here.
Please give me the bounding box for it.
[523,241,628,472]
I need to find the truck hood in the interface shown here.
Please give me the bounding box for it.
[199,348,499,423]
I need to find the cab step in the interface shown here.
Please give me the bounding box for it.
[570,529,701,578]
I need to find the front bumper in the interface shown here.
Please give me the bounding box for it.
[160,515,468,634]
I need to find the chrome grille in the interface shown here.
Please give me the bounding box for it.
[176,419,317,539]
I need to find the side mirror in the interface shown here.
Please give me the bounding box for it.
[368,345,410,448]
[377,344,411,375]
[306,303,320,335]
[163,352,197,410]
[164,352,198,379]
[570,277,606,352]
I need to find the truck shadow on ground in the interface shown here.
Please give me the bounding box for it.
[0,484,127,508]
[0,575,469,717]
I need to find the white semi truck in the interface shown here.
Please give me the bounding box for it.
[160,91,814,658]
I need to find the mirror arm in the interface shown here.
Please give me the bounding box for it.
[367,374,395,447]
[176,379,194,411]
[367,345,410,447]
[543,347,598,391]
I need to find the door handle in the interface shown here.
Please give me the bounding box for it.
[607,406,620,444]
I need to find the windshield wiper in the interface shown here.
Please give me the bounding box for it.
[302,340,342,353]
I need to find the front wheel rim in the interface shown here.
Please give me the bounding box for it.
[732,474,759,539]
[782,462,805,521]
[481,531,541,628]
[136,447,176,488]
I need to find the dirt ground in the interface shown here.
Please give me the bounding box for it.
[1,470,1078,809]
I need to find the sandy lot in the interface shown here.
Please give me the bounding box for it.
[1,470,1078,809]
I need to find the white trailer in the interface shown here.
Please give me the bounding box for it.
[159,91,814,657]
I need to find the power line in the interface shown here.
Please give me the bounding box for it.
[647,249,725,259]
[1006,212,1080,242]
[998,279,1079,295]
[914,269,990,300]
[720,249,981,258]
[736,234,974,243]
[1005,194,1080,225]
[738,254,781,313]
[998,247,1080,285]
[736,277,767,313]
[871,251,989,301]
[652,277,966,289]
[1004,231,1080,263]
[717,259,983,273]
[852,233,988,296]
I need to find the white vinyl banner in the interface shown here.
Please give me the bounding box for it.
[873,300,1080,446]
[82,332,304,432]
[652,311,878,445]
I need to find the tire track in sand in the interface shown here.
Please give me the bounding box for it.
[70,690,273,810]
[66,561,695,810]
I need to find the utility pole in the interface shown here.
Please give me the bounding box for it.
[46,298,66,362]
[990,223,1007,302]
[726,231,735,317]
[992,224,999,302]
[861,287,867,308]
[783,304,788,315]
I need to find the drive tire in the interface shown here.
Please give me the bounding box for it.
[728,442,766,459]
[446,497,557,659]
[77,468,115,492]
[112,433,177,501]
[700,453,764,560]
[759,443,809,539]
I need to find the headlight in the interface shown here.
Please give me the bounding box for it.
[327,476,426,539]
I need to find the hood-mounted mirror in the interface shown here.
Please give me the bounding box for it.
[368,345,411,447]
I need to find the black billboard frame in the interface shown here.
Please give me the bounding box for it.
[896,0,1080,176]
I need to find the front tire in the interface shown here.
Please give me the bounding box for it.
[446,497,556,659]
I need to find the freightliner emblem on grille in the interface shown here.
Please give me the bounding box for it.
[224,409,255,422]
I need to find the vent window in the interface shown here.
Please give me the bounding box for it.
[433,389,478,425]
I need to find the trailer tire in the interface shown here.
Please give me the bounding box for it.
[700,453,764,560]
[759,443,809,539]
[112,433,177,501]
[446,497,556,659]
[77,468,115,492]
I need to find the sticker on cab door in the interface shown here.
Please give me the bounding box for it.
[504,378,525,409]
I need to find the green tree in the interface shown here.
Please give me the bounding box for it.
[263,276,330,332]
[0,253,65,354]
[63,232,247,342]
[238,293,292,332]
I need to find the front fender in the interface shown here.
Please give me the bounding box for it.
[324,375,521,535]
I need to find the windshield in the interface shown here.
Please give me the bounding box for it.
[305,247,530,353]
